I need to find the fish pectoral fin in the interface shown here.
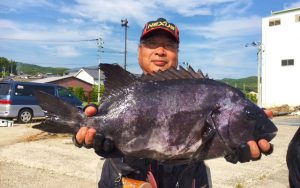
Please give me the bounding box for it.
[203,115,217,142]
[190,116,217,161]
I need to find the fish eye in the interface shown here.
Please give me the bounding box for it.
[244,106,258,120]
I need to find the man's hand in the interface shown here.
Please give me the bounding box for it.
[73,104,98,148]
[263,108,273,119]
[73,104,122,157]
[84,104,98,117]
[75,127,96,148]
[247,139,272,159]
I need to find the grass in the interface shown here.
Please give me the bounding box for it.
[235,182,244,188]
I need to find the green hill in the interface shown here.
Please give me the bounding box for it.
[219,76,257,93]
[16,62,69,76]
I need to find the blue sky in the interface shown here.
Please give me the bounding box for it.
[0,0,299,79]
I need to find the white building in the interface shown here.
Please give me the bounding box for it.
[261,7,300,107]
[75,68,104,85]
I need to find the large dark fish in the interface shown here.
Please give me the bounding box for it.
[287,127,300,188]
[36,64,277,162]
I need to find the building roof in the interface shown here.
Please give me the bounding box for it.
[31,73,76,83]
[272,7,300,15]
[76,68,105,80]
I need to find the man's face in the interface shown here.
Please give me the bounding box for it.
[138,31,179,74]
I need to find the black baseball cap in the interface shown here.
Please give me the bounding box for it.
[140,18,179,43]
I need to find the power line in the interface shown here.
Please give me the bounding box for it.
[103,50,124,54]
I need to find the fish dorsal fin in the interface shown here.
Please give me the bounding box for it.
[187,65,205,79]
[100,63,137,98]
[142,65,206,81]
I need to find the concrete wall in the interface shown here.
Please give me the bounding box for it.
[262,8,300,107]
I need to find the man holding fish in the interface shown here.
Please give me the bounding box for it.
[72,18,275,188]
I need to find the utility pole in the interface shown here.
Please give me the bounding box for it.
[97,37,104,103]
[245,41,263,107]
[10,59,13,75]
[2,66,5,78]
[121,19,128,70]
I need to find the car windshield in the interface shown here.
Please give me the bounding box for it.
[0,83,10,95]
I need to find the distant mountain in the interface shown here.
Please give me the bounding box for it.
[219,76,257,93]
[16,62,69,76]
[14,62,257,92]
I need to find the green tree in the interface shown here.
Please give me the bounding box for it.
[67,87,74,94]
[90,85,105,103]
[0,57,19,76]
[73,87,86,101]
[246,92,258,104]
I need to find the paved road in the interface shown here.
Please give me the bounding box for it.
[206,116,300,188]
[272,116,300,126]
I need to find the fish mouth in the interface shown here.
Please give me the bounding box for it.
[255,120,278,142]
[258,132,277,142]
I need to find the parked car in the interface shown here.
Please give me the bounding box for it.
[0,80,83,123]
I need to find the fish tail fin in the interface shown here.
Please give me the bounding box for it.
[35,90,85,131]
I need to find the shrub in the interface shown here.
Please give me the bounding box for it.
[246,92,258,104]
[90,85,105,103]
[73,87,86,101]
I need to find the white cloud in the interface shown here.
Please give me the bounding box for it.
[57,0,253,25]
[59,0,158,26]
[216,0,252,16]
[0,19,112,41]
[183,16,261,39]
[0,0,55,8]
[53,46,80,57]
[0,19,18,30]
[57,18,85,24]
[0,7,16,14]
[284,1,300,9]
[179,36,259,79]
[159,0,236,16]
[0,19,112,61]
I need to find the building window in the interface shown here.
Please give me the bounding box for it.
[269,19,281,26]
[295,14,300,22]
[281,59,294,66]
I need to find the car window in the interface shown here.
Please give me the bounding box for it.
[15,84,34,96]
[58,87,74,98]
[0,83,10,95]
[34,86,55,95]
[14,84,55,96]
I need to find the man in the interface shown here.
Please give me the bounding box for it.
[287,127,300,188]
[74,18,273,187]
